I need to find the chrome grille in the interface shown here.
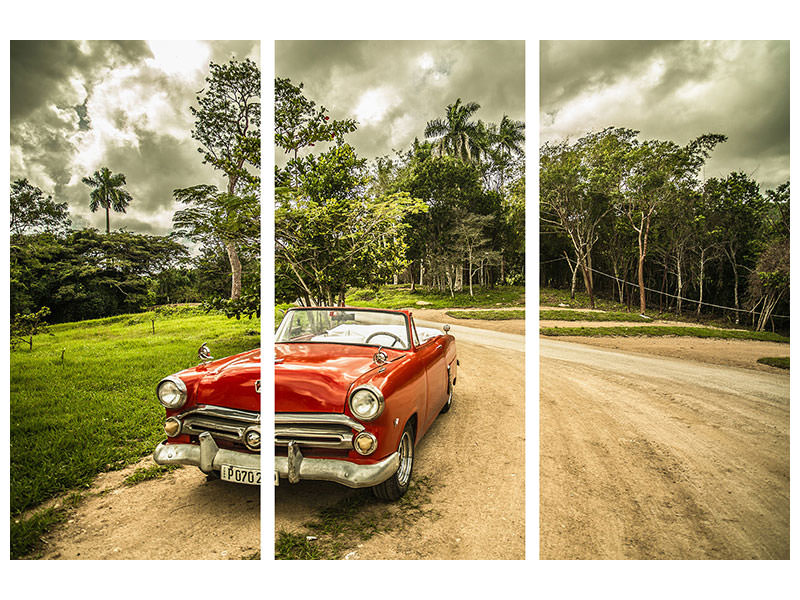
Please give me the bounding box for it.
[275,413,362,450]
[179,405,260,451]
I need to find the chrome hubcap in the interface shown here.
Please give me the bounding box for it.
[396,431,413,486]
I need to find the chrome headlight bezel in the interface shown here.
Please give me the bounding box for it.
[156,375,187,409]
[348,384,385,422]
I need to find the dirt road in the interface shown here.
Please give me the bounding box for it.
[540,337,789,559]
[39,459,259,560]
[275,325,526,560]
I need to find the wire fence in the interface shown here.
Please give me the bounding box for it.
[540,255,790,320]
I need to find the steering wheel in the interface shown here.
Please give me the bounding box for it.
[365,331,404,348]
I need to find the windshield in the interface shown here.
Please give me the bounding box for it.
[276,309,411,350]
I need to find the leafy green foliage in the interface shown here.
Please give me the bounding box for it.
[346,284,524,309]
[184,58,261,305]
[10,306,52,350]
[757,356,789,369]
[10,230,190,322]
[446,309,525,320]
[10,179,71,237]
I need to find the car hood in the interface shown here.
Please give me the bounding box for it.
[188,348,261,412]
[275,343,396,413]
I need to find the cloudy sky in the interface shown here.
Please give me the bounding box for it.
[10,40,259,235]
[276,40,525,162]
[541,40,789,191]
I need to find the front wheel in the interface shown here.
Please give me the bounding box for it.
[372,423,415,501]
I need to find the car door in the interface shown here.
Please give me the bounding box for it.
[411,317,448,433]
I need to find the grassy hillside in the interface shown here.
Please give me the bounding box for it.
[10,308,260,517]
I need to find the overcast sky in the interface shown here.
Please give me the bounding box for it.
[541,40,789,191]
[276,40,525,163]
[10,40,259,235]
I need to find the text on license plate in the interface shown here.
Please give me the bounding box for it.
[220,465,260,485]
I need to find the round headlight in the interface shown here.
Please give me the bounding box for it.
[157,376,187,409]
[348,385,385,422]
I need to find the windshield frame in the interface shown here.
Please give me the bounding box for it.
[275,307,414,351]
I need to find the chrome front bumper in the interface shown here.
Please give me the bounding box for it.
[154,431,260,473]
[275,442,399,488]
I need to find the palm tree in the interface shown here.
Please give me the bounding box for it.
[82,167,133,233]
[492,115,525,159]
[424,98,485,163]
[486,115,525,189]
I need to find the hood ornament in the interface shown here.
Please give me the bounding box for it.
[443,324,451,333]
[373,346,388,365]
[198,342,214,363]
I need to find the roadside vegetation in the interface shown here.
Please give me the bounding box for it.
[276,476,437,560]
[757,357,790,370]
[10,309,260,554]
[346,284,524,310]
[540,325,788,343]
[541,128,789,333]
[10,492,84,559]
[447,309,525,320]
[540,309,655,322]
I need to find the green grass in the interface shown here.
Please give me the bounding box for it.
[10,309,260,520]
[123,464,181,486]
[10,492,84,559]
[540,325,789,343]
[346,284,525,310]
[275,475,437,560]
[540,309,657,322]
[757,357,790,369]
[446,309,525,320]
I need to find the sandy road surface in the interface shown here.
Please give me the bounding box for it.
[275,325,525,560]
[39,458,259,560]
[540,338,789,559]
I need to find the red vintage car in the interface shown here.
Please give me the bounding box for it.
[152,344,261,484]
[275,307,457,500]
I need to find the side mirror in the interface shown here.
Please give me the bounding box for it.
[443,324,451,333]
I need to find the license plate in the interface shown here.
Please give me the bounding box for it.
[220,465,261,485]
[274,470,279,486]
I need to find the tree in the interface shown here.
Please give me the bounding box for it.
[276,143,426,305]
[10,307,52,350]
[425,98,485,163]
[10,179,71,237]
[619,133,726,314]
[81,167,133,234]
[190,58,260,300]
[275,77,357,187]
[705,172,764,323]
[541,128,635,308]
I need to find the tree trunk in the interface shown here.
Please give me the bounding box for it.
[696,249,705,318]
[676,256,683,315]
[224,240,242,300]
[105,206,110,234]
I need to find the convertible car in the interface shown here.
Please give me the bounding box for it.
[275,307,457,500]
[152,344,261,484]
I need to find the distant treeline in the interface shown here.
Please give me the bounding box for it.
[9,228,249,323]
[540,127,789,332]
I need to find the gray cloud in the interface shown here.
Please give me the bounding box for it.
[10,40,260,236]
[276,40,525,162]
[540,40,789,191]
